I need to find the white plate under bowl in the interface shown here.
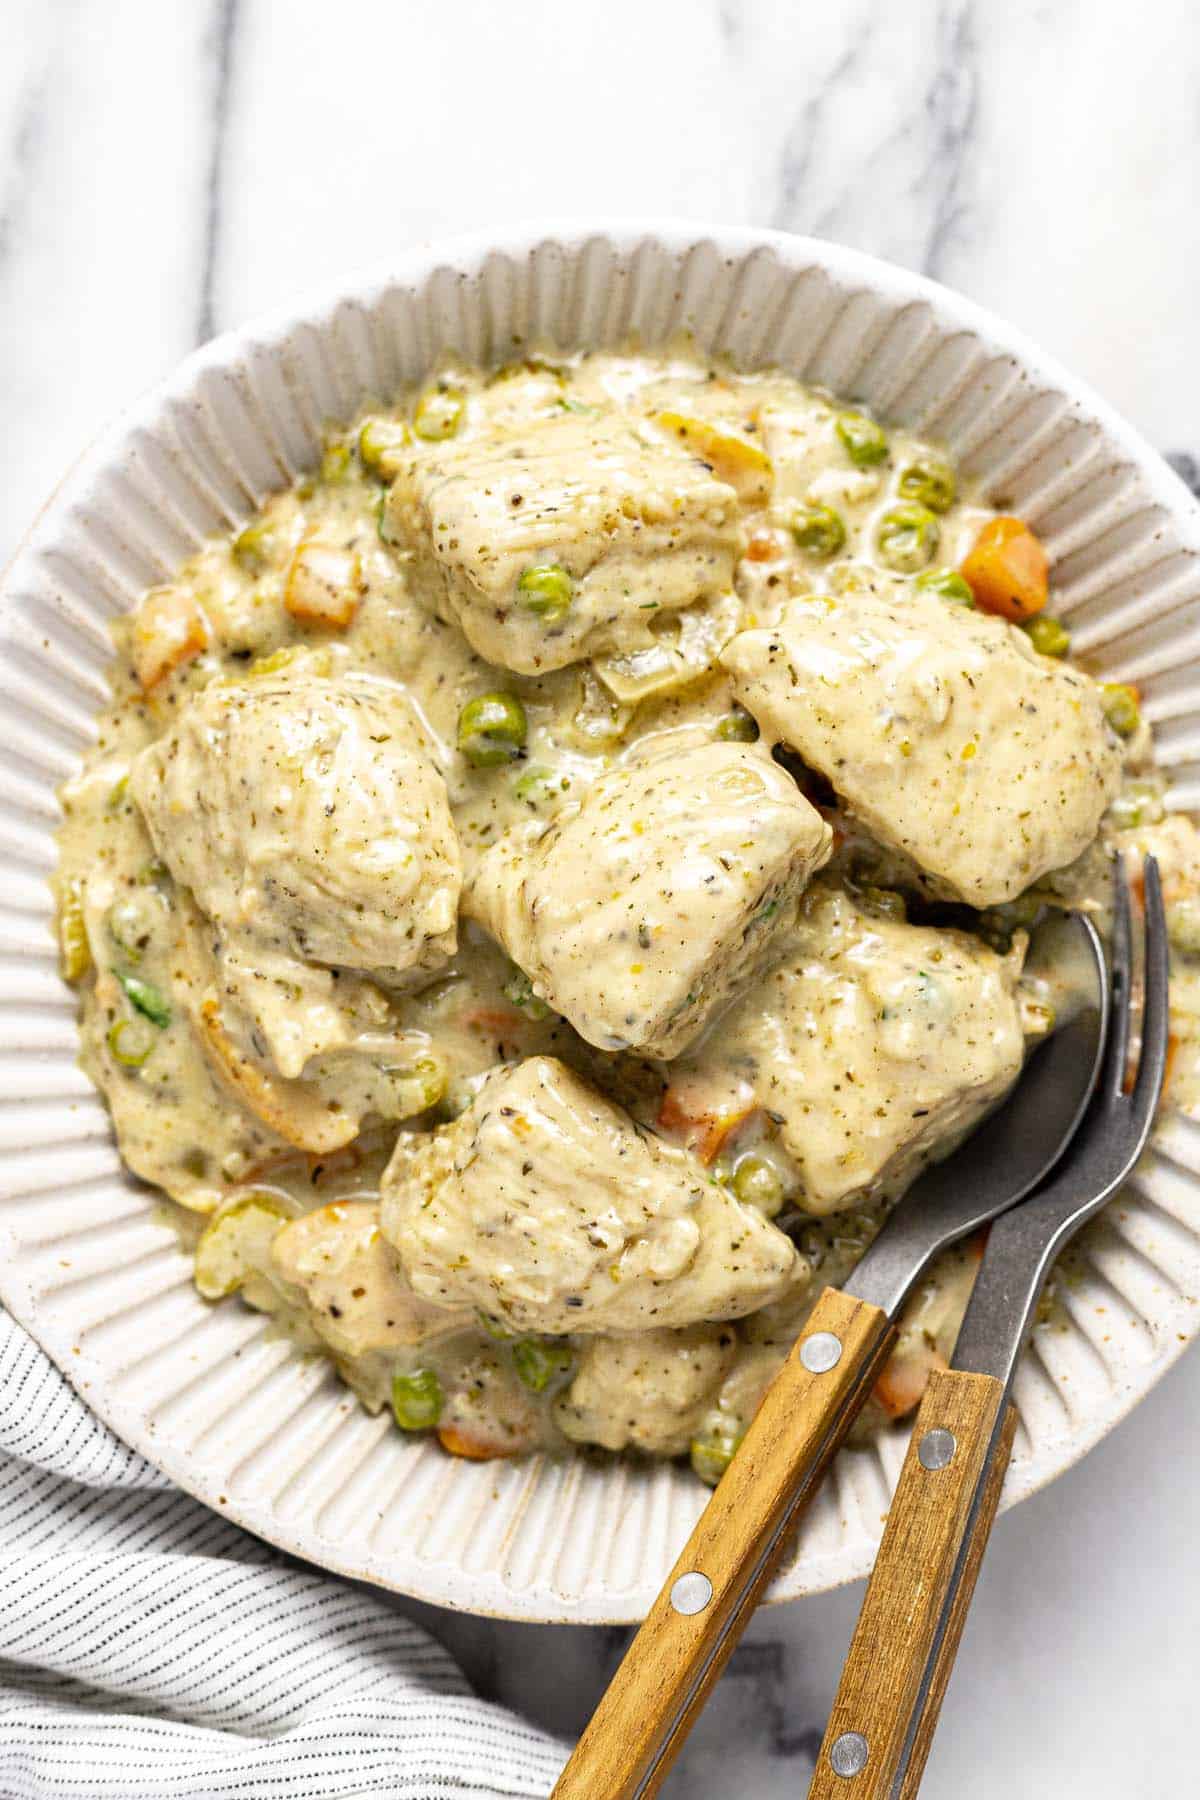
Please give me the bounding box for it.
[2,222,1200,1624]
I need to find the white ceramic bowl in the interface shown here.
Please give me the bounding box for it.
[3,222,1200,1624]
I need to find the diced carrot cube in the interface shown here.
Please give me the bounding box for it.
[656,1089,758,1164]
[438,1424,515,1461]
[284,536,362,628]
[132,586,209,691]
[960,516,1048,623]
[873,1340,948,1421]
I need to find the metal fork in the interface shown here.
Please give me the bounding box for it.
[808,855,1170,1799]
[552,912,1107,1800]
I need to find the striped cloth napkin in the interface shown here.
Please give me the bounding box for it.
[0,1309,567,1798]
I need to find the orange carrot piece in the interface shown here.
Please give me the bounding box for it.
[464,1006,525,1036]
[960,516,1048,623]
[873,1341,949,1421]
[656,1091,758,1164]
[132,586,209,691]
[438,1424,515,1461]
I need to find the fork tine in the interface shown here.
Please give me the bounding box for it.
[1106,851,1133,1097]
[1133,854,1171,1117]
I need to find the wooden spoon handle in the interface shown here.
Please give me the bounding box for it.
[808,1367,1017,1800]
[550,1286,894,1800]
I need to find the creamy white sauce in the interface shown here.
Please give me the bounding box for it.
[53,346,1176,1476]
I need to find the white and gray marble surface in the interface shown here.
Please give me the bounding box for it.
[2,1,1199,1794]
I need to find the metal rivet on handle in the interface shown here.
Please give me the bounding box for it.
[800,1331,843,1374]
[830,1731,870,1777]
[918,1427,957,1471]
[670,1571,713,1615]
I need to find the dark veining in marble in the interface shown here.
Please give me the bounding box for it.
[771,0,978,277]
[718,1,744,50]
[1165,452,1200,497]
[725,1639,822,1761]
[0,73,49,273]
[196,0,240,345]
[771,25,868,235]
[921,1,978,278]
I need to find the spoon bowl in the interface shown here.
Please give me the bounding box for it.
[846,910,1110,1317]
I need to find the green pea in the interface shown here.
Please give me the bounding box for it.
[513,1339,573,1392]
[835,409,889,468]
[876,503,940,573]
[1169,897,1200,959]
[1106,780,1165,832]
[789,503,846,559]
[731,1153,786,1217]
[1003,893,1044,929]
[247,646,303,680]
[716,706,759,743]
[108,1017,155,1068]
[107,899,146,963]
[375,492,401,547]
[119,974,171,1028]
[231,521,275,575]
[358,416,411,477]
[897,454,956,513]
[690,1427,742,1487]
[513,764,569,809]
[915,567,975,607]
[388,1054,447,1113]
[457,692,528,767]
[977,894,1043,952]
[503,969,551,1020]
[856,884,907,922]
[1105,792,1144,832]
[1023,615,1071,658]
[58,879,90,983]
[392,1368,443,1431]
[1101,683,1141,740]
[319,438,353,484]
[413,387,465,441]
[517,563,574,623]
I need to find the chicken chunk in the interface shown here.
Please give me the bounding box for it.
[385,409,742,674]
[178,898,447,1152]
[131,667,461,1073]
[1110,811,1200,944]
[555,1324,737,1455]
[80,954,289,1210]
[465,741,832,1058]
[379,1056,796,1333]
[667,882,1030,1214]
[270,1201,468,1360]
[721,578,1122,905]
[74,851,291,1209]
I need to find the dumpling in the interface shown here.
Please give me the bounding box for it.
[665,882,1033,1214]
[721,577,1122,905]
[270,1201,468,1359]
[465,741,832,1058]
[130,665,461,1077]
[379,1056,796,1333]
[554,1325,737,1455]
[385,408,742,674]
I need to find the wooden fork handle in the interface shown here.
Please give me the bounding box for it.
[551,1286,894,1800]
[808,1367,1018,1800]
